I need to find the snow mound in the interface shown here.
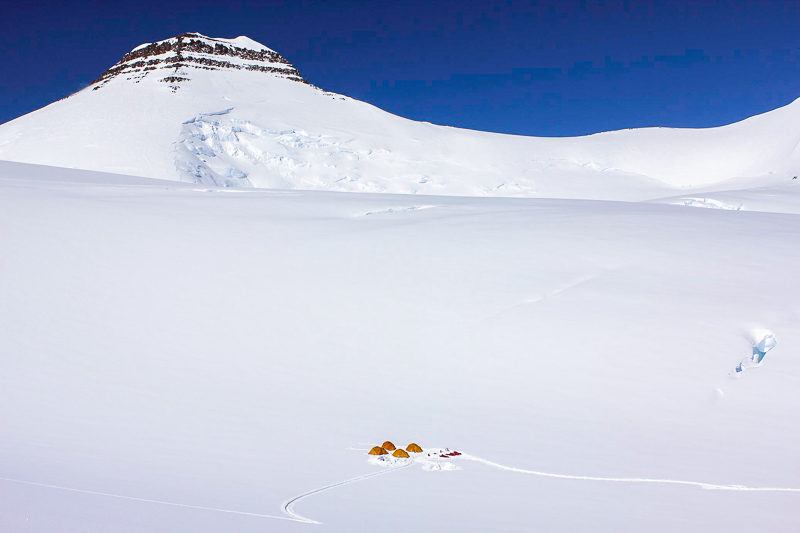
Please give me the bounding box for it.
[368,455,411,468]
[417,458,460,471]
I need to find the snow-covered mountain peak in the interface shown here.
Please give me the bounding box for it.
[1,31,799,195]
[91,32,307,91]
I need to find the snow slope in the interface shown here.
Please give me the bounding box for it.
[1,161,799,532]
[650,181,800,214]
[0,33,799,198]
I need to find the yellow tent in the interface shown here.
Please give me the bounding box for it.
[392,449,410,458]
[406,443,423,453]
[381,441,396,451]
[368,446,388,455]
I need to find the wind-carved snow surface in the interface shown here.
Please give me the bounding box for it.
[733,332,777,375]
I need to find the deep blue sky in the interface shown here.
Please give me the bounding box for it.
[1,0,798,136]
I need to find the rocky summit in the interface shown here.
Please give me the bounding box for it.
[90,32,307,91]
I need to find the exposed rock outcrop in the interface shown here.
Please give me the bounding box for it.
[91,32,307,90]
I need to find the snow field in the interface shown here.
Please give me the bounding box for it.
[1,162,799,531]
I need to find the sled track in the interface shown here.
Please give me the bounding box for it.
[282,463,412,524]
[3,453,795,528]
[0,476,303,523]
[462,455,800,492]
[0,463,412,526]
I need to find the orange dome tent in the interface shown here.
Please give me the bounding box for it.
[381,441,396,451]
[406,443,423,453]
[368,446,388,455]
[392,449,410,458]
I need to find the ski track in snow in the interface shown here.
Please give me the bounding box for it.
[462,455,800,492]
[282,464,412,524]
[0,476,303,523]
[0,463,413,526]
[478,273,600,323]
[3,450,797,528]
